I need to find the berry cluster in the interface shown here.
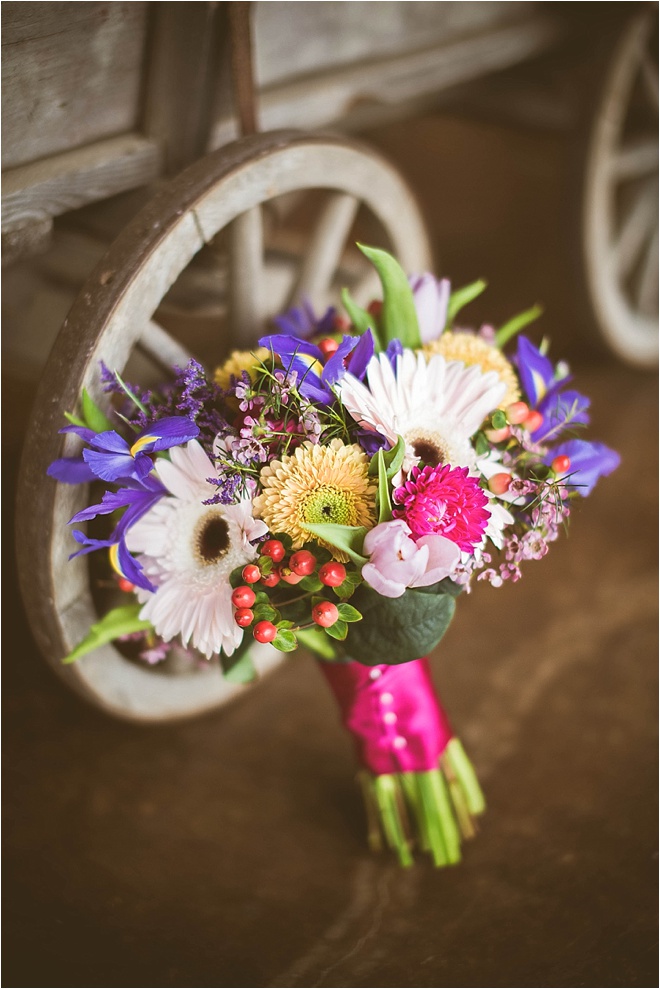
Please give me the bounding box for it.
[229,538,362,650]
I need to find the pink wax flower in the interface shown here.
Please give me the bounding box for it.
[361,519,460,598]
[393,463,490,552]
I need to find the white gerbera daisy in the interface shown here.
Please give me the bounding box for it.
[337,350,506,474]
[125,440,267,659]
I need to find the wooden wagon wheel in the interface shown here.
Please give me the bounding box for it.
[16,129,433,723]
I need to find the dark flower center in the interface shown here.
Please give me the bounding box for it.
[197,515,230,564]
[412,439,444,465]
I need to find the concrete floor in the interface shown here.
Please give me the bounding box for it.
[4,107,658,987]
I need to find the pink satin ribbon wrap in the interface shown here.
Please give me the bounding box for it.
[318,657,453,775]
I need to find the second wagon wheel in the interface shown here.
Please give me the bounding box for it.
[16,130,433,723]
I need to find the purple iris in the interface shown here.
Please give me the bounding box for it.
[258,330,375,403]
[273,299,336,340]
[67,476,166,591]
[515,335,590,442]
[544,439,620,496]
[48,416,199,485]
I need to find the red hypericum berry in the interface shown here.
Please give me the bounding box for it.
[312,601,339,628]
[262,539,285,562]
[242,564,261,584]
[234,608,254,628]
[488,472,512,495]
[231,585,256,609]
[261,571,281,588]
[319,562,346,587]
[551,455,571,474]
[523,410,544,432]
[367,300,382,318]
[506,401,529,425]
[318,337,339,360]
[485,425,511,443]
[117,577,135,593]
[289,550,317,576]
[278,566,304,585]
[333,313,350,332]
[253,621,277,643]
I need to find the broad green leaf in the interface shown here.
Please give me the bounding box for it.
[295,627,337,660]
[81,389,114,433]
[474,431,490,456]
[272,629,298,652]
[357,244,421,349]
[299,574,323,593]
[346,581,457,664]
[332,570,363,601]
[325,618,348,641]
[376,448,393,524]
[221,649,257,684]
[340,287,379,345]
[495,303,543,349]
[446,279,487,326]
[368,435,406,478]
[252,603,279,623]
[64,410,87,428]
[301,523,368,566]
[63,605,152,664]
[336,603,362,623]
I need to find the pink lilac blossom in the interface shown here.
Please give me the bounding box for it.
[393,463,490,552]
[361,519,460,599]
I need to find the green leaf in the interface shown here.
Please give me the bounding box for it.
[63,410,87,428]
[491,409,507,429]
[252,603,279,623]
[376,448,393,524]
[346,581,457,665]
[495,303,543,348]
[221,648,257,684]
[325,619,348,641]
[299,574,323,593]
[81,389,114,433]
[295,627,337,660]
[357,244,421,349]
[256,555,274,576]
[474,431,490,456]
[446,279,487,326]
[336,603,362,623]
[368,435,405,477]
[301,523,368,567]
[340,287,380,346]
[63,605,152,664]
[272,629,298,652]
[332,570,363,601]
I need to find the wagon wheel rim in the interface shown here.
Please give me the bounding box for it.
[16,130,433,722]
[582,9,659,367]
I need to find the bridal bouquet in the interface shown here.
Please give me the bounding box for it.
[48,245,619,867]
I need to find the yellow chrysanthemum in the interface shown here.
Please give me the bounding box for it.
[254,439,377,559]
[214,347,270,390]
[423,333,520,409]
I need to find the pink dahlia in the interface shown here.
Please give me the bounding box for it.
[393,464,490,552]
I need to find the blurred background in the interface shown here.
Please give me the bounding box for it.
[3,3,658,986]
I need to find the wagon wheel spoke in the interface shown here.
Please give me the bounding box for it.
[286,192,360,310]
[637,228,659,314]
[137,320,197,372]
[612,179,657,278]
[610,139,658,181]
[228,205,264,348]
